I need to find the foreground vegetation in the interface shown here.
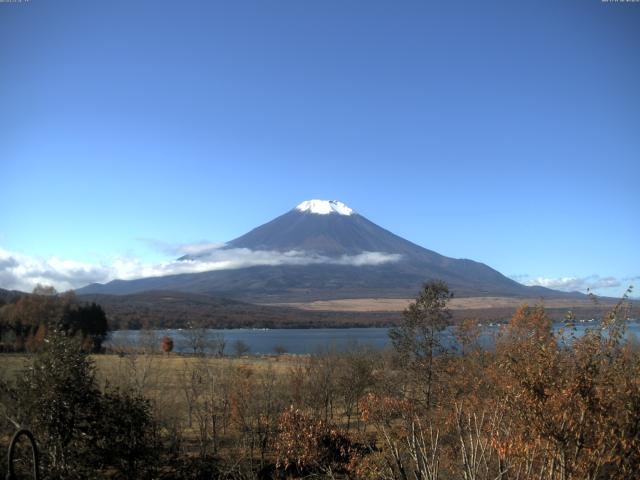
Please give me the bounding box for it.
[0,286,109,353]
[1,282,638,479]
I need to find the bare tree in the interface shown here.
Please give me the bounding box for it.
[233,339,250,357]
[306,351,338,424]
[209,332,226,357]
[337,347,375,431]
[184,322,207,356]
[273,344,287,356]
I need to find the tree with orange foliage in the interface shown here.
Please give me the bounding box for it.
[160,336,174,354]
[454,318,482,356]
[493,297,640,480]
[273,405,359,477]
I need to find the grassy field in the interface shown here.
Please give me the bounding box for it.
[0,353,32,379]
[1,352,303,384]
[268,295,625,312]
[1,352,309,452]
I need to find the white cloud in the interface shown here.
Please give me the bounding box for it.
[137,239,226,257]
[0,248,112,292]
[0,245,402,293]
[510,273,626,293]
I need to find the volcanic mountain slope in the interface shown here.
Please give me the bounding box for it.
[78,200,577,302]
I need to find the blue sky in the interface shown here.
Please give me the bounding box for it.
[1,0,638,296]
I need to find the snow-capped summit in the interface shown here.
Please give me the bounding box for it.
[295,200,354,216]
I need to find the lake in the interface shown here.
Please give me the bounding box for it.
[106,319,640,355]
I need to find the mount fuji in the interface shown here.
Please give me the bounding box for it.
[77,200,574,302]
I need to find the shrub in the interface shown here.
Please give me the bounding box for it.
[272,406,361,476]
[98,389,157,479]
[8,329,158,479]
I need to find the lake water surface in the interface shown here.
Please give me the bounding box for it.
[107,320,640,355]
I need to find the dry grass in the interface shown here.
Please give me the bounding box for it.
[1,353,304,428]
[0,354,31,380]
[268,296,614,312]
[0,352,310,464]
[1,352,304,399]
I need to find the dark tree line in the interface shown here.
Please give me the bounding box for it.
[0,286,109,353]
